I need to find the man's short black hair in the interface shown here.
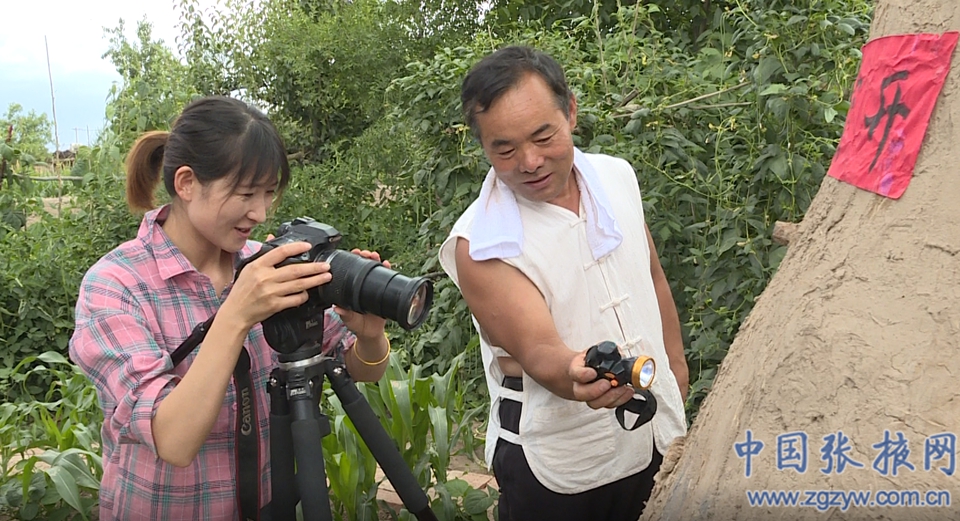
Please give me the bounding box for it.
[461,45,572,139]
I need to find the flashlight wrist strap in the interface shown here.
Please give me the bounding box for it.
[615,389,658,431]
[353,333,391,366]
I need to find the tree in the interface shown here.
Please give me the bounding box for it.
[641,1,960,519]
[0,103,53,161]
[102,19,198,149]
[484,0,734,43]
[175,0,486,155]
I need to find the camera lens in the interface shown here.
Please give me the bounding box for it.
[407,284,430,328]
[321,250,434,330]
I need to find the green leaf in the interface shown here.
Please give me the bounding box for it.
[768,245,787,270]
[21,501,40,520]
[766,98,790,123]
[37,351,68,365]
[623,119,644,135]
[837,23,855,35]
[3,479,23,507]
[718,230,740,255]
[390,379,414,440]
[337,446,359,497]
[592,134,616,146]
[22,460,45,501]
[463,488,494,515]
[443,478,470,497]
[768,154,789,179]
[37,449,101,490]
[428,405,449,472]
[43,466,85,519]
[759,84,788,96]
[755,56,784,84]
[824,106,838,123]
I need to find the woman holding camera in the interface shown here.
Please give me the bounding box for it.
[69,96,391,521]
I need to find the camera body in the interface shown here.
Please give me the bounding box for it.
[266,217,342,262]
[235,218,342,353]
[236,217,434,354]
[256,217,344,301]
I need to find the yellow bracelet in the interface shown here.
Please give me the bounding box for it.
[354,333,391,366]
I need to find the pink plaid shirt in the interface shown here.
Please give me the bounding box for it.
[69,206,355,521]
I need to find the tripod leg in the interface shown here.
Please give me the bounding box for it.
[290,382,333,521]
[326,365,439,521]
[268,371,298,521]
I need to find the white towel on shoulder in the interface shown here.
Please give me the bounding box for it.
[469,148,623,261]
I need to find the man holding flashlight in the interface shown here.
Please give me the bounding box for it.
[438,46,689,520]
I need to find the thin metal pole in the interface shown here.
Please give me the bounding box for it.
[44,35,63,211]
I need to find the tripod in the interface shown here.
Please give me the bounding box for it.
[171,316,439,521]
[267,343,439,521]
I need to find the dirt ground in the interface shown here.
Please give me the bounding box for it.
[641,1,960,520]
[373,442,494,519]
[24,196,74,226]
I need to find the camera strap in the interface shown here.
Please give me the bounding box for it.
[171,317,261,521]
[615,389,658,431]
[233,347,261,521]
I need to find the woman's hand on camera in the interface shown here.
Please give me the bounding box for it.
[334,249,389,340]
[225,241,331,329]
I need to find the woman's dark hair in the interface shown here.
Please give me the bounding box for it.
[125,96,290,211]
[460,45,572,139]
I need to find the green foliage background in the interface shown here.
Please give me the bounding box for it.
[0,104,53,162]
[0,0,873,518]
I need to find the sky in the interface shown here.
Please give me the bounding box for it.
[1,0,218,150]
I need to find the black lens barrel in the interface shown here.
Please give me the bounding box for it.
[322,250,433,330]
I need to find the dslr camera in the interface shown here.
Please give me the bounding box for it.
[236,217,434,354]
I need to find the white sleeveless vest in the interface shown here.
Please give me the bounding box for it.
[439,152,687,493]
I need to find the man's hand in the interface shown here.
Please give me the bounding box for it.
[568,349,636,409]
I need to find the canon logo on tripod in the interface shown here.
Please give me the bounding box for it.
[240,387,253,436]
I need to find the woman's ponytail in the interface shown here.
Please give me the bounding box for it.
[125,131,169,212]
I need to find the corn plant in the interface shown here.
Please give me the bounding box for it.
[0,352,103,520]
[320,346,490,521]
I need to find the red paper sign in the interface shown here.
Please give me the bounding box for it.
[827,32,959,199]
